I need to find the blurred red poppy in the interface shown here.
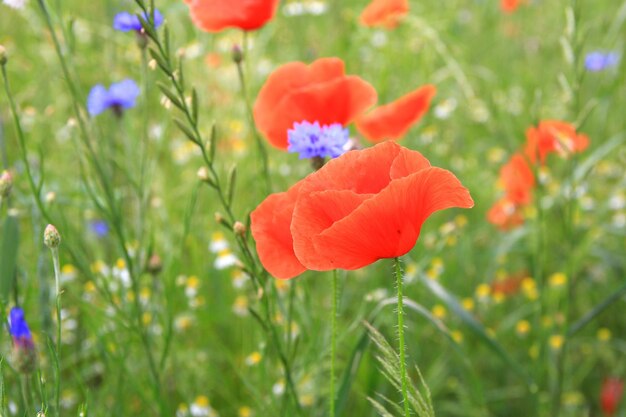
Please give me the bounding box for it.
[501,0,522,13]
[500,153,535,205]
[253,58,377,150]
[487,197,525,230]
[360,0,410,29]
[601,378,624,416]
[184,0,279,32]
[251,141,473,278]
[524,120,589,164]
[355,85,436,143]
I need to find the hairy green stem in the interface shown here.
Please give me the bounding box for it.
[395,258,411,417]
[49,246,62,417]
[330,270,338,417]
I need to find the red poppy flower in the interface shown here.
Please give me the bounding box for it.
[253,58,377,150]
[524,120,590,164]
[355,85,436,143]
[487,197,525,230]
[183,0,279,32]
[499,153,535,205]
[251,141,474,278]
[359,0,410,29]
[500,0,522,13]
[601,378,624,416]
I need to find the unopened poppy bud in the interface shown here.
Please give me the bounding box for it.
[232,44,244,64]
[8,307,37,374]
[0,45,7,66]
[0,170,13,199]
[197,167,210,182]
[233,221,246,236]
[43,224,61,248]
[146,254,163,275]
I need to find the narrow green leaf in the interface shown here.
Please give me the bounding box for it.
[568,280,626,336]
[209,124,217,163]
[191,88,199,125]
[174,118,197,143]
[574,132,625,182]
[149,48,170,74]
[157,82,184,110]
[0,215,19,304]
[227,165,237,206]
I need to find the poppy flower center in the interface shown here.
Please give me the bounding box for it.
[287,121,349,159]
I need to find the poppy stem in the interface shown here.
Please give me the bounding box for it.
[330,269,338,417]
[395,257,411,417]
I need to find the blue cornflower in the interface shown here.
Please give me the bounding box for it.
[8,307,33,345]
[87,79,140,117]
[113,9,164,32]
[288,121,349,159]
[584,52,619,72]
[90,219,109,237]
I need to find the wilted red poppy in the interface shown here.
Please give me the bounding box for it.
[499,153,535,205]
[601,378,624,416]
[253,58,377,150]
[524,120,590,164]
[355,85,436,143]
[487,197,525,230]
[251,141,473,278]
[360,0,409,29]
[183,0,279,32]
[501,0,522,13]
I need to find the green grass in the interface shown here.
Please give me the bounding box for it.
[1,0,625,416]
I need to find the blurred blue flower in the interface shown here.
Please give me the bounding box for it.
[90,219,109,237]
[8,307,32,343]
[585,52,619,72]
[87,79,140,116]
[288,121,349,159]
[113,10,164,32]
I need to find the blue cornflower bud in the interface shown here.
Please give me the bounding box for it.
[113,10,164,32]
[585,52,619,72]
[287,121,349,160]
[8,307,36,374]
[87,79,140,117]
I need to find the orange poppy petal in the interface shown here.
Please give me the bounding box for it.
[185,0,279,32]
[292,166,474,271]
[360,0,410,28]
[300,141,402,195]
[250,185,306,279]
[356,85,436,143]
[253,58,377,149]
[500,153,535,205]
